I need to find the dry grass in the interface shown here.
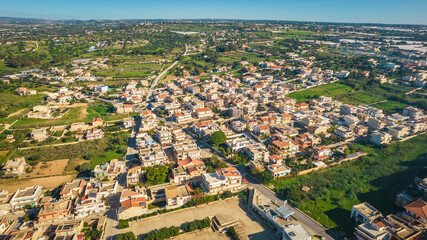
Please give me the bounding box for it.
[65,158,89,174]
[23,159,69,178]
[0,175,75,192]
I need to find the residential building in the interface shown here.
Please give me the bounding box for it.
[193,121,217,136]
[118,189,147,220]
[202,168,242,194]
[10,186,43,210]
[403,199,427,222]
[341,104,357,115]
[165,185,191,208]
[172,111,192,123]
[0,190,11,216]
[267,164,291,179]
[172,140,201,161]
[388,125,410,139]
[313,146,333,161]
[254,124,270,135]
[60,179,85,200]
[294,134,312,150]
[370,132,392,145]
[3,157,26,176]
[75,193,106,218]
[334,126,354,139]
[126,166,141,187]
[139,146,168,167]
[269,140,299,158]
[155,126,172,145]
[37,200,73,223]
[403,107,424,120]
[354,219,390,240]
[367,118,387,130]
[85,128,104,140]
[16,87,37,96]
[92,159,125,180]
[91,118,103,128]
[84,181,117,199]
[31,128,48,140]
[351,202,383,224]
[123,117,134,128]
[282,224,311,240]
[194,107,214,119]
[226,134,254,152]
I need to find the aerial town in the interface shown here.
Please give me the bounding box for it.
[0,14,426,240]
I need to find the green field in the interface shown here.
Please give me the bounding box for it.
[288,83,353,102]
[372,100,410,114]
[0,92,46,119]
[273,134,427,237]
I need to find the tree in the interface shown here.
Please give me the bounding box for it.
[76,163,90,172]
[221,190,233,199]
[252,169,274,184]
[115,232,136,240]
[118,221,130,229]
[145,165,169,186]
[208,131,226,146]
[54,54,70,63]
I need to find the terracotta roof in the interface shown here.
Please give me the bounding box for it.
[269,154,282,160]
[272,140,290,148]
[405,199,427,219]
[194,121,212,128]
[120,189,138,200]
[257,125,269,131]
[195,107,212,112]
[142,110,154,116]
[177,157,204,167]
[217,168,240,177]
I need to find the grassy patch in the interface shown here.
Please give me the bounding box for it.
[14,131,130,169]
[0,92,46,118]
[372,100,410,114]
[13,107,86,128]
[288,83,352,102]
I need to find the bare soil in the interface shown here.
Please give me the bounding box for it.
[0,175,75,192]
[23,159,69,178]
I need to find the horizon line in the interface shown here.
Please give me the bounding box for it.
[1,16,426,27]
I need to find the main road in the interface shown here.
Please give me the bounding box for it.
[146,44,187,100]
[146,61,179,100]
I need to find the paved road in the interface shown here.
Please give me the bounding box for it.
[103,173,126,240]
[0,119,19,134]
[147,61,179,100]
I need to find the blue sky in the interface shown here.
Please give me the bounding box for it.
[0,0,426,25]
